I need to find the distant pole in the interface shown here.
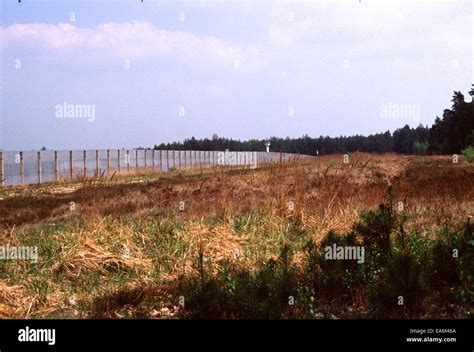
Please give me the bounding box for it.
[117,149,121,173]
[69,150,73,180]
[95,150,99,176]
[54,151,58,182]
[184,150,187,169]
[107,149,110,175]
[166,150,169,172]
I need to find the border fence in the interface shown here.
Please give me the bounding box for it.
[0,149,312,186]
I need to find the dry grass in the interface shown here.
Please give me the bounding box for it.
[0,153,473,318]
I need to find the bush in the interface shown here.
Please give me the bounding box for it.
[178,243,299,319]
[354,203,396,256]
[312,231,362,299]
[461,145,474,162]
[369,247,428,314]
[413,141,429,155]
[174,198,473,318]
[453,219,474,304]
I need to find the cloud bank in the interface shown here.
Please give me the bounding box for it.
[0,21,264,71]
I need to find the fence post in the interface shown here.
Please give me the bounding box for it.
[144,149,147,172]
[160,150,163,173]
[190,150,193,168]
[166,150,169,172]
[172,150,176,170]
[117,149,121,174]
[37,151,42,184]
[178,150,181,170]
[135,149,139,173]
[134,149,137,173]
[54,151,58,182]
[83,150,87,177]
[95,150,99,177]
[107,149,110,175]
[127,150,130,174]
[0,151,4,186]
[18,151,24,185]
[184,150,187,169]
[69,150,73,180]
[152,150,155,173]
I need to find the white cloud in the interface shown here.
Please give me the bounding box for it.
[268,18,315,48]
[0,21,265,71]
[265,2,471,62]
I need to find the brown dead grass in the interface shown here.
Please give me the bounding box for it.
[0,153,473,318]
[1,153,473,233]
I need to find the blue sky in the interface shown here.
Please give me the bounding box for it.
[0,0,472,150]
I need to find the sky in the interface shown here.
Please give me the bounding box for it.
[0,0,472,150]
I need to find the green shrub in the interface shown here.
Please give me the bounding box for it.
[453,219,474,304]
[413,141,429,155]
[178,243,299,319]
[174,200,472,318]
[429,226,461,290]
[353,204,396,256]
[461,145,474,162]
[368,247,428,314]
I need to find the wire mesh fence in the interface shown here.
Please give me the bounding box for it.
[0,149,312,186]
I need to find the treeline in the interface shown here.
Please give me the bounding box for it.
[153,86,474,155]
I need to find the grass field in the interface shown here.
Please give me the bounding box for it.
[0,153,473,319]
